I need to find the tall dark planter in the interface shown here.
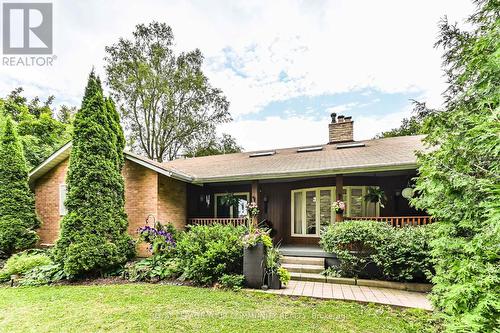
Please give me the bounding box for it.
[243,242,266,288]
[267,273,281,289]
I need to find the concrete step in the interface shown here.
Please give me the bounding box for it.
[290,272,326,283]
[282,263,324,274]
[282,256,325,266]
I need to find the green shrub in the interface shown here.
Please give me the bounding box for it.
[123,257,181,282]
[54,72,135,276]
[218,274,244,291]
[321,221,436,282]
[0,118,40,256]
[176,224,246,285]
[320,221,434,282]
[278,267,291,286]
[320,220,392,278]
[18,263,66,286]
[0,251,52,281]
[373,225,435,282]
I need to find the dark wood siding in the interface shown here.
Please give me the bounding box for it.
[187,172,424,245]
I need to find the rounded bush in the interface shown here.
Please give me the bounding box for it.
[176,224,246,285]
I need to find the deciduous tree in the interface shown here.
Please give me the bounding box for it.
[105,22,231,162]
[184,133,242,158]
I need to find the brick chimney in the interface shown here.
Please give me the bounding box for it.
[329,113,353,143]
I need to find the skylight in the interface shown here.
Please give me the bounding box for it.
[297,146,323,153]
[336,142,365,149]
[249,151,276,158]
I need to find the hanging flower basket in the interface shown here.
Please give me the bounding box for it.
[332,200,346,214]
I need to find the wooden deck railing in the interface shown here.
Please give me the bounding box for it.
[188,216,433,228]
[187,217,248,227]
[344,216,433,227]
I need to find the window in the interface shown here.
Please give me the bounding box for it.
[214,192,250,218]
[291,186,380,237]
[59,184,67,216]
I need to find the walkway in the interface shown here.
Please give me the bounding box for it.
[259,280,433,310]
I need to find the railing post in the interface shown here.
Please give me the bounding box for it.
[335,174,344,222]
[251,180,259,227]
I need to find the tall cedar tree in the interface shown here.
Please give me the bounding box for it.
[412,1,499,331]
[54,72,134,276]
[0,118,39,257]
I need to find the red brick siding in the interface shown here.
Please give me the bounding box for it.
[122,160,158,256]
[34,157,187,257]
[157,175,187,231]
[34,159,68,245]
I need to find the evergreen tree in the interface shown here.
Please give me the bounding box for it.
[54,72,134,276]
[412,1,499,331]
[0,118,39,257]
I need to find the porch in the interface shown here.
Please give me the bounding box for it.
[186,170,431,247]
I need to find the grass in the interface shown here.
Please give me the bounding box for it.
[0,284,437,333]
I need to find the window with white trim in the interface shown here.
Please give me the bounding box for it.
[214,192,250,218]
[291,186,380,237]
[59,184,67,216]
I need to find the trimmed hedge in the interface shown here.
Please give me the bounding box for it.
[320,220,435,282]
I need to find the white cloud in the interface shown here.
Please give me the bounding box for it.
[326,102,359,115]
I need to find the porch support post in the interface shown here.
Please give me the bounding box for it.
[251,180,259,227]
[335,174,344,222]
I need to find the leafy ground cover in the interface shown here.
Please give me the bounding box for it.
[0,284,437,333]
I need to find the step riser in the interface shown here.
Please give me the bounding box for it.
[282,256,325,266]
[286,268,324,274]
[282,265,324,274]
[290,272,325,283]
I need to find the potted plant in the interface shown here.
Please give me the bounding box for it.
[364,187,387,208]
[242,203,272,288]
[220,192,241,208]
[264,246,281,289]
[332,200,346,221]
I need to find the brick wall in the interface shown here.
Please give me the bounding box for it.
[157,175,187,231]
[34,157,187,257]
[329,119,354,143]
[34,159,68,245]
[122,160,159,256]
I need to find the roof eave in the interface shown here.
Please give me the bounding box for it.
[28,142,194,184]
[28,141,73,184]
[192,163,418,184]
[123,153,194,183]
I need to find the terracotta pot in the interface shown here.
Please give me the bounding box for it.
[335,212,344,222]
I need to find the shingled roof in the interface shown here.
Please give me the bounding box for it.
[163,135,426,183]
[29,135,426,184]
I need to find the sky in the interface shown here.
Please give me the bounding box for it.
[0,0,474,151]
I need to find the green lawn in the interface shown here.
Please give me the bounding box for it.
[0,284,436,333]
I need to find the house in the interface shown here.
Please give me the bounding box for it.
[29,114,429,256]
